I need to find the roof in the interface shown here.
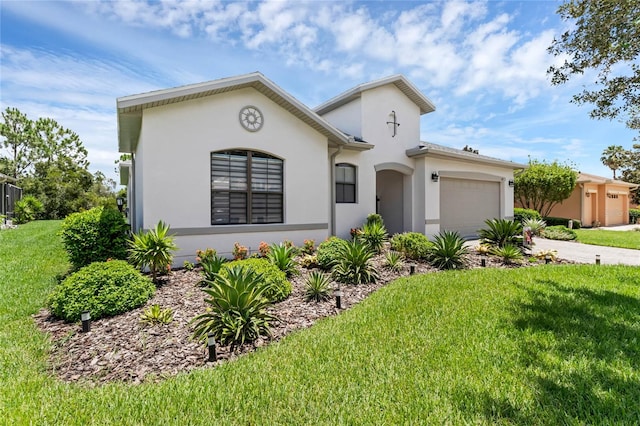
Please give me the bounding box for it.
[578,172,638,188]
[117,72,371,153]
[314,74,436,116]
[406,142,527,169]
[0,173,16,183]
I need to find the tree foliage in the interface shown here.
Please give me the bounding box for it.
[548,0,640,134]
[0,107,116,219]
[600,145,629,179]
[515,159,578,217]
[617,144,640,204]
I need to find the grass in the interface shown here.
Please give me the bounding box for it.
[575,228,640,250]
[2,221,640,424]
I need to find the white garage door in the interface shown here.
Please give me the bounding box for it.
[440,178,500,238]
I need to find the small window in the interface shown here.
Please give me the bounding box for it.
[211,150,283,224]
[336,163,356,203]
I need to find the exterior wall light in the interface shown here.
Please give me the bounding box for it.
[431,172,439,182]
[207,332,217,362]
[116,197,124,212]
[81,310,91,333]
[508,180,515,187]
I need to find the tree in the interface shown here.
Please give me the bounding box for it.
[600,145,629,178]
[0,107,39,178]
[515,159,578,217]
[619,144,640,204]
[548,0,640,135]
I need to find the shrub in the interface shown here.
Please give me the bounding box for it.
[358,221,388,253]
[365,213,384,227]
[48,260,154,322]
[232,242,248,260]
[196,248,216,265]
[267,243,298,277]
[541,225,577,241]
[427,230,468,270]
[258,241,270,257]
[317,237,348,270]
[128,220,178,282]
[219,258,292,302]
[332,239,379,284]
[522,218,547,236]
[191,265,277,348]
[389,232,431,260]
[384,251,404,273]
[301,239,315,255]
[490,244,524,264]
[478,218,523,248]
[140,304,174,325]
[630,208,640,224]
[299,254,318,269]
[304,271,333,302]
[60,206,129,269]
[543,216,581,229]
[183,260,195,271]
[200,253,228,283]
[513,208,541,223]
[13,195,43,224]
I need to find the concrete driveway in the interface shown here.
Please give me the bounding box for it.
[531,237,640,266]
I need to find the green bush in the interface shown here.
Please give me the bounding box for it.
[630,209,640,224]
[13,195,44,224]
[304,271,333,302]
[200,253,227,284]
[490,244,524,264]
[389,232,431,260]
[220,258,292,302]
[543,216,581,229]
[478,218,523,248]
[541,225,577,241]
[332,239,379,284]
[384,251,404,272]
[267,243,298,277]
[191,265,277,348]
[60,206,129,269]
[128,220,178,282]
[427,231,468,270]
[358,221,388,253]
[365,213,384,227]
[47,260,155,322]
[513,208,541,223]
[316,237,348,270]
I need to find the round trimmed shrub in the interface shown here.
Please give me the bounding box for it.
[60,206,129,269]
[220,258,292,302]
[48,260,155,322]
[390,232,431,260]
[316,236,348,270]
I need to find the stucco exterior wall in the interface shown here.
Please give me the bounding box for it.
[135,87,331,260]
[320,99,362,137]
[547,188,582,221]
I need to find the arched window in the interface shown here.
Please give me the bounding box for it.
[211,150,283,224]
[336,163,356,203]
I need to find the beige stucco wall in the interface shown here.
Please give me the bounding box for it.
[135,87,331,261]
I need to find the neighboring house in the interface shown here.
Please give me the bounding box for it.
[0,173,22,220]
[543,172,638,227]
[117,72,524,261]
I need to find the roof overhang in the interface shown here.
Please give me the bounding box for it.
[314,74,436,116]
[117,72,352,153]
[578,173,638,188]
[0,173,16,183]
[406,142,527,170]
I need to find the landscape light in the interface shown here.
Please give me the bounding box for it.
[81,310,91,333]
[207,332,217,362]
[596,255,601,265]
[335,287,343,310]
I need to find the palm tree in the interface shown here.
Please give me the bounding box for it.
[600,145,628,179]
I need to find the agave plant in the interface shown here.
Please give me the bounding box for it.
[267,243,298,277]
[304,271,333,302]
[128,220,178,282]
[478,218,523,248]
[358,221,388,253]
[490,244,524,264]
[332,239,380,284]
[191,265,277,348]
[200,253,227,284]
[522,218,547,236]
[140,304,173,325]
[427,230,469,270]
[384,251,405,273]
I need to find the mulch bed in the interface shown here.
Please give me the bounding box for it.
[33,250,571,386]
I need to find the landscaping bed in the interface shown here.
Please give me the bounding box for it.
[34,251,570,386]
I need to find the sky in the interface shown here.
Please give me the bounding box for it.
[1,0,638,185]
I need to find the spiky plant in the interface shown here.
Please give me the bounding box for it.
[332,239,379,284]
[140,304,174,325]
[304,271,333,302]
[427,230,469,270]
[384,251,405,272]
[200,253,227,284]
[267,243,298,277]
[358,221,388,253]
[522,218,547,236]
[191,265,277,348]
[478,218,523,248]
[490,244,524,264]
[128,220,178,282]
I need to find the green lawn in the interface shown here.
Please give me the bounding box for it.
[575,228,640,250]
[2,221,640,424]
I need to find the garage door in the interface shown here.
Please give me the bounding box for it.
[439,178,500,238]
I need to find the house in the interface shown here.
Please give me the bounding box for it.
[117,72,525,261]
[0,173,22,221]
[543,172,638,227]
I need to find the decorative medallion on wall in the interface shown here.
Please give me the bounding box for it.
[239,106,264,132]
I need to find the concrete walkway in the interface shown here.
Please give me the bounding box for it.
[531,237,640,266]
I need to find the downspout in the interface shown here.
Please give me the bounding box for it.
[579,183,584,225]
[130,154,137,232]
[329,146,343,236]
